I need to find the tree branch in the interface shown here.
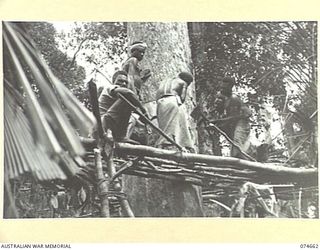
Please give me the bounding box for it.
[66,37,89,72]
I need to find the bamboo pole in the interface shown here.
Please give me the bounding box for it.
[118,196,135,217]
[125,169,203,186]
[298,187,302,218]
[94,148,110,217]
[104,141,122,191]
[209,199,231,212]
[104,142,135,218]
[110,160,135,184]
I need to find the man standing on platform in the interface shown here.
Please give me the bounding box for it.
[98,70,148,143]
[213,76,253,158]
[122,41,151,139]
[155,71,194,152]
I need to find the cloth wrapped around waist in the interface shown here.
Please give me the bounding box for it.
[156,95,193,149]
[157,94,182,105]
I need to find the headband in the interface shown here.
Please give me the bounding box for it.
[129,42,147,52]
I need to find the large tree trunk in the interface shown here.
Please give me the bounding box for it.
[122,22,203,217]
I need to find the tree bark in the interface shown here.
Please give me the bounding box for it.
[123,22,203,217]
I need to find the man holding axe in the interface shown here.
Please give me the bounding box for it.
[97,70,149,143]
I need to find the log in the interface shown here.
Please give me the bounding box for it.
[116,143,318,183]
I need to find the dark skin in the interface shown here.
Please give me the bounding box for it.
[179,79,191,103]
[210,81,251,142]
[220,80,233,97]
[102,75,146,139]
[110,74,147,115]
[159,77,191,103]
[121,48,151,141]
[212,81,249,125]
[213,92,226,114]
[173,78,190,103]
[210,79,253,159]
[125,48,151,95]
[131,49,144,62]
[212,98,245,125]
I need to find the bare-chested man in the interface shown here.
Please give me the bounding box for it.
[213,77,252,158]
[122,41,151,140]
[122,41,151,97]
[155,72,194,151]
[98,70,148,143]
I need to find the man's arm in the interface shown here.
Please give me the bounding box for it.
[141,69,151,82]
[127,58,144,93]
[212,108,251,124]
[210,115,242,125]
[180,82,188,103]
[111,87,147,114]
[212,97,251,124]
[240,105,252,119]
[172,80,188,103]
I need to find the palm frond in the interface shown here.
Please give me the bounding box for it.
[4,85,66,180]
[3,22,96,181]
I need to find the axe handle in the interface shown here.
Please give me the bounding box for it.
[117,93,184,151]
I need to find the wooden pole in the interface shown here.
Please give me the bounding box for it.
[298,187,302,218]
[118,197,135,217]
[94,148,110,217]
[207,122,257,162]
[103,140,135,218]
[209,199,231,212]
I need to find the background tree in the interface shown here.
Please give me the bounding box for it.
[188,22,317,215]
[188,22,317,165]
[57,22,127,82]
[23,22,88,105]
[26,22,128,107]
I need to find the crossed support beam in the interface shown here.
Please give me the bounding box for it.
[82,138,318,186]
[115,143,318,186]
[81,138,317,217]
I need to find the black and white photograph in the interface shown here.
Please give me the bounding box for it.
[3,21,318,219]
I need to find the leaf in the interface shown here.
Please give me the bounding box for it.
[3,22,96,181]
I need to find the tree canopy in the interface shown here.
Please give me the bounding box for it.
[189,22,317,165]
